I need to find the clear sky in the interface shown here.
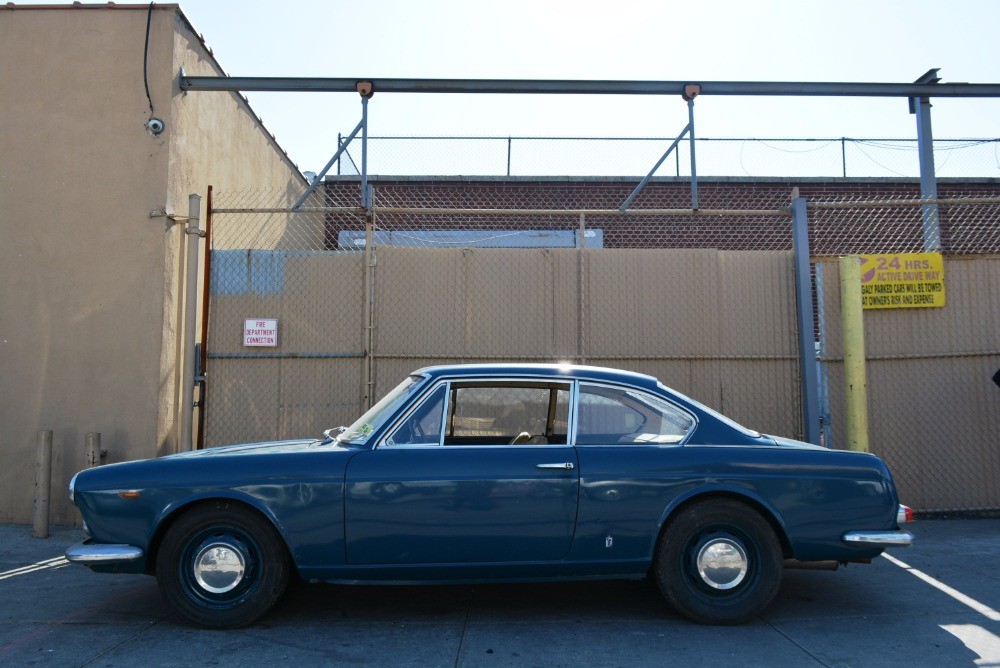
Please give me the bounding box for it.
[120,1,1000,173]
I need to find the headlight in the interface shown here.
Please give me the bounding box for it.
[68,471,80,504]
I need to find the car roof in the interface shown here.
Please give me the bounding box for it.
[413,363,661,389]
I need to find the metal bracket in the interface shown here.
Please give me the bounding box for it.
[184,225,206,237]
[149,209,192,224]
[908,68,940,114]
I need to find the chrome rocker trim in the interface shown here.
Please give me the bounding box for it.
[842,530,914,547]
[65,542,144,564]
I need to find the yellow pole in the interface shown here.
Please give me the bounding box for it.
[839,256,869,452]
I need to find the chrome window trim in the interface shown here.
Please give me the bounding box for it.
[378,381,449,449]
[574,380,698,447]
[378,375,573,450]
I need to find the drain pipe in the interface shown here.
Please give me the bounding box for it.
[179,194,203,451]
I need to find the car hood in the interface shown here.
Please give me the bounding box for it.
[160,439,325,459]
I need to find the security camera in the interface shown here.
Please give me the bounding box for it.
[146,118,165,136]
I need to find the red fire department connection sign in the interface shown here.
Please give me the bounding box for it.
[244,319,278,347]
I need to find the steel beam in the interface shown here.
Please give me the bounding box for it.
[911,69,942,251]
[180,76,1000,98]
[792,198,821,445]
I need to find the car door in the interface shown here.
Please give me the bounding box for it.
[572,381,698,560]
[344,379,579,565]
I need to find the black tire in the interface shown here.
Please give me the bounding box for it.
[155,501,290,628]
[654,498,783,625]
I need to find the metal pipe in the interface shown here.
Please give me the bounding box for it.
[578,213,586,364]
[507,137,512,176]
[688,98,699,209]
[179,194,202,452]
[792,198,820,444]
[915,97,941,250]
[809,197,1000,209]
[784,559,839,571]
[293,118,364,210]
[180,75,1000,98]
[213,206,791,216]
[618,124,690,212]
[839,256,869,453]
[207,352,366,359]
[32,430,52,539]
[814,264,833,449]
[361,97,370,209]
[86,432,101,468]
[361,217,375,410]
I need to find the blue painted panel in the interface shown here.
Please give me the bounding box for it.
[344,446,579,564]
[210,250,286,295]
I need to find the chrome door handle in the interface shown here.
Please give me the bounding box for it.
[536,462,574,470]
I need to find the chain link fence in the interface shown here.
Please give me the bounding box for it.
[807,193,1000,516]
[206,179,1000,516]
[328,137,1000,179]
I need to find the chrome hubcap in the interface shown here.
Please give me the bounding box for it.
[193,542,246,594]
[696,538,748,590]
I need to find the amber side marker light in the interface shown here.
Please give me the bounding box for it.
[118,491,142,499]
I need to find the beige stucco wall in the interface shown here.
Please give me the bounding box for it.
[0,5,304,524]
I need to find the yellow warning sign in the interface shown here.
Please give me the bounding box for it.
[859,252,945,309]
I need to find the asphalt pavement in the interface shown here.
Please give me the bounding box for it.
[1,520,999,667]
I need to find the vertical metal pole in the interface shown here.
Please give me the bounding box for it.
[507,137,512,177]
[86,432,101,468]
[841,138,847,178]
[915,98,941,250]
[361,217,375,411]
[337,133,342,176]
[179,194,202,452]
[687,98,699,209]
[196,186,214,451]
[814,264,833,448]
[839,256,870,453]
[578,213,586,364]
[32,430,52,539]
[791,198,820,445]
[361,97,370,209]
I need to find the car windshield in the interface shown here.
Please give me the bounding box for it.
[339,375,426,444]
[657,382,762,439]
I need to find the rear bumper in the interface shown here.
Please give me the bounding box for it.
[842,530,914,547]
[65,541,144,565]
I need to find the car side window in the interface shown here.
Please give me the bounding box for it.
[445,382,570,446]
[576,383,694,445]
[384,385,447,446]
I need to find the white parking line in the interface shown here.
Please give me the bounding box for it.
[883,552,1000,622]
[0,556,70,581]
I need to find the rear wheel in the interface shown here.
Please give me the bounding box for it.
[654,499,782,624]
[155,502,290,628]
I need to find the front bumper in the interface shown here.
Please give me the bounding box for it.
[842,530,914,547]
[65,541,144,565]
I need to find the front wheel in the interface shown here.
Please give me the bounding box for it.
[654,499,783,625]
[155,502,290,628]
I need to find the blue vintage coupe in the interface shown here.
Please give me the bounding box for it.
[66,364,913,628]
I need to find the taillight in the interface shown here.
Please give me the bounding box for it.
[897,504,914,524]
